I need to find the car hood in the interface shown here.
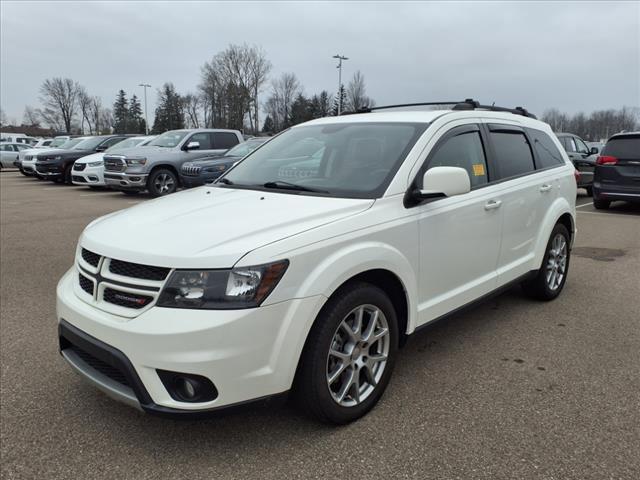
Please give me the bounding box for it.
[75,152,104,164]
[81,187,373,268]
[109,145,176,157]
[41,148,91,157]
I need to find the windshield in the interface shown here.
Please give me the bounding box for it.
[105,137,145,152]
[72,137,104,150]
[50,138,68,147]
[148,131,188,148]
[59,138,85,149]
[225,139,267,157]
[221,122,427,198]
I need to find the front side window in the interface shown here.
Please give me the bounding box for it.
[188,133,212,149]
[424,131,488,188]
[72,137,105,150]
[221,122,427,198]
[489,131,535,179]
[102,137,125,149]
[0,144,14,152]
[529,129,565,169]
[212,132,240,149]
[148,131,188,148]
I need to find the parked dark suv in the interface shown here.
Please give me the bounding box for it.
[180,137,268,188]
[35,135,130,184]
[593,132,640,209]
[556,133,599,195]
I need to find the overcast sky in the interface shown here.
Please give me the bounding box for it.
[1,1,639,126]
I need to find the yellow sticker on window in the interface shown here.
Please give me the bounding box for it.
[472,164,485,176]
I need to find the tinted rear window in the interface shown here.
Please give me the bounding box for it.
[213,133,240,149]
[489,131,535,178]
[529,129,565,169]
[602,136,640,159]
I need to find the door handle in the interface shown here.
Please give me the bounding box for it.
[539,184,552,193]
[484,200,502,211]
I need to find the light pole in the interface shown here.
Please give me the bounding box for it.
[333,54,348,115]
[138,83,151,134]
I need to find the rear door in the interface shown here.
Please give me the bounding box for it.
[483,123,555,285]
[598,134,640,193]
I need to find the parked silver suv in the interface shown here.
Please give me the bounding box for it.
[103,129,243,197]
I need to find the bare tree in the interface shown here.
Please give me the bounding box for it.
[37,107,64,132]
[0,107,7,127]
[265,72,301,131]
[183,93,201,128]
[23,106,40,127]
[77,87,94,134]
[345,71,374,112]
[247,45,271,133]
[39,78,82,133]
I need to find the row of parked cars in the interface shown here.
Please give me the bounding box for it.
[10,129,269,197]
[4,126,639,210]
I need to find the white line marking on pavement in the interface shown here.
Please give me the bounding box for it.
[576,202,593,209]
[578,210,638,217]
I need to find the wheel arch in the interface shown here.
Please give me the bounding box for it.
[149,163,181,187]
[532,198,575,269]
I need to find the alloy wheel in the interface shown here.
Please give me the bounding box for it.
[546,233,567,291]
[154,173,175,194]
[326,304,390,407]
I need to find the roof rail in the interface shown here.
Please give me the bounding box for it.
[344,98,537,119]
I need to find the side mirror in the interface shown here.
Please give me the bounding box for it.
[185,141,200,151]
[590,147,599,155]
[95,144,108,152]
[416,166,471,199]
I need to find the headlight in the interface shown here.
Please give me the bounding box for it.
[203,164,228,173]
[88,160,103,167]
[125,156,147,166]
[156,260,289,309]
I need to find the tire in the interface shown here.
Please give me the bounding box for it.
[522,223,571,301]
[147,168,177,197]
[295,282,399,424]
[593,198,610,210]
[585,186,593,197]
[19,168,29,177]
[64,164,73,184]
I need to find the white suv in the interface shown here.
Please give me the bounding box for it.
[57,101,576,424]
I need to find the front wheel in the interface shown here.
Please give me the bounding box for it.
[522,223,570,301]
[147,169,177,197]
[295,282,398,424]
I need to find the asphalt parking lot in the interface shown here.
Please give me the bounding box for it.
[1,170,639,480]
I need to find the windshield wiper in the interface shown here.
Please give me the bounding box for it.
[216,177,234,185]
[263,180,328,193]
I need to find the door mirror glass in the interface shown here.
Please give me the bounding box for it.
[590,146,599,155]
[418,166,471,199]
[185,141,200,151]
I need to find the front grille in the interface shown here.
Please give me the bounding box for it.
[78,273,94,295]
[181,165,202,176]
[25,155,33,161]
[67,344,131,387]
[81,248,101,267]
[109,259,170,281]
[103,288,153,309]
[73,163,86,171]
[72,175,87,183]
[104,156,126,172]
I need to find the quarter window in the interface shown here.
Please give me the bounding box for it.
[212,132,240,149]
[574,137,589,154]
[489,131,535,179]
[529,129,565,169]
[426,131,488,188]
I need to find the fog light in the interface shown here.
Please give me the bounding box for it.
[156,370,218,403]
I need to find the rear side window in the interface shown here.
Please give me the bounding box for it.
[489,131,535,179]
[528,129,565,169]
[212,132,240,149]
[426,131,488,188]
[602,136,640,159]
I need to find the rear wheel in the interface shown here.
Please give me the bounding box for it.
[522,223,570,301]
[148,169,177,197]
[585,186,593,196]
[295,282,398,424]
[593,198,610,210]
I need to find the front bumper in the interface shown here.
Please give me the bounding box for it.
[104,172,148,190]
[180,172,222,188]
[72,165,106,186]
[35,162,63,178]
[56,269,325,415]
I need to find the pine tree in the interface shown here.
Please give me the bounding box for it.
[128,94,144,133]
[331,85,346,116]
[262,115,275,133]
[151,83,185,133]
[113,90,129,133]
[289,93,312,126]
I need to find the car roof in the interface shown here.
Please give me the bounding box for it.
[609,131,640,139]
